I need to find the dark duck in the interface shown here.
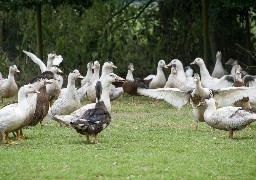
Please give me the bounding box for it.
[70,81,111,144]
[27,71,55,127]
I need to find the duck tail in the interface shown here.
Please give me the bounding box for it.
[52,115,72,127]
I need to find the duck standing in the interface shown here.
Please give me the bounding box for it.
[0,65,20,102]
[48,70,84,118]
[0,85,39,144]
[202,97,256,139]
[70,81,111,144]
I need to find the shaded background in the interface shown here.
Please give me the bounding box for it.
[0,0,256,85]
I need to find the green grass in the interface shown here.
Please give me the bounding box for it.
[1,95,256,179]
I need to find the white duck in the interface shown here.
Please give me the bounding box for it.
[53,73,125,126]
[184,66,194,79]
[225,58,248,77]
[138,73,255,130]
[23,50,63,73]
[165,59,194,91]
[80,61,101,102]
[190,57,234,90]
[126,63,134,81]
[15,78,52,139]
[211,51,228,78]
[81,61,94,86]
[0,65,20,102]
[0,84,39,144]
[202,97,256,139]
[48,70,84,118]
[144,60,167,89]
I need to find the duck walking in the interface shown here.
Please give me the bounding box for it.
[202,97,256,139]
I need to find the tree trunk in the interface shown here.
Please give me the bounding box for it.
[202,0,209,66]
[0,11,4,54]
[36,4,43,61]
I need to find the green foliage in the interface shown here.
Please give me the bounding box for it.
[0,0,256,82]
[0,95,256,179]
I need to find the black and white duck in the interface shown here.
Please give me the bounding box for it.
[70,81,112,144]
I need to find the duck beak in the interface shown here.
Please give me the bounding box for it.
[164,64,168,69]
[77,75,84,79]
[16,69,20,73]
[112,65,117,69]
[166,62,172,67]
[34,89,40,94]
[190,60,196,65]
[116,76,125,82]
[58,69,63,73]
[45,79,53,84]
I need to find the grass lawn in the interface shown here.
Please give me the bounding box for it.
[0,95,256,179]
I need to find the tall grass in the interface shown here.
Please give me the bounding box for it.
[0,95,256,179]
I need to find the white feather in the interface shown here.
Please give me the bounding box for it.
[23,50,47,73]
[137,88,189,109]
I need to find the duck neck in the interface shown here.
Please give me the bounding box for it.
[7,73,15,84]
[214,56,223,70]
[198,63,211,79]
[156,67,164,77]
[86,68,93,77]
[126,70,134,80]
[91,68,100,82]
[101,81,112,112]
[194,80,203,94]
[17,90,29,110]
[101,68,112,80]
[67,78,76,90]
[46,59,53,70]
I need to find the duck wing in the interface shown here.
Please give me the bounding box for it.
[53,55,63,66]
[214,75,234,89]
[137,88,189,109]
[82,101,110,123]
[243,75,256,87]
[23,50,46,73]
[144,75,155,80]
[213,87,256,107]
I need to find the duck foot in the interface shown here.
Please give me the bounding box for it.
[229,129,234,139]
[5,132,17,145]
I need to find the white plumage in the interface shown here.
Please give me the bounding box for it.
[144,60,167,89]
[0,65,20,101]
[48,70,84,118]
[190,57,234,89]
[211,51,228,78]
[23,50,63,73]
[203,97,256,139]
[0,84,39,144]
[165,59,194,91]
